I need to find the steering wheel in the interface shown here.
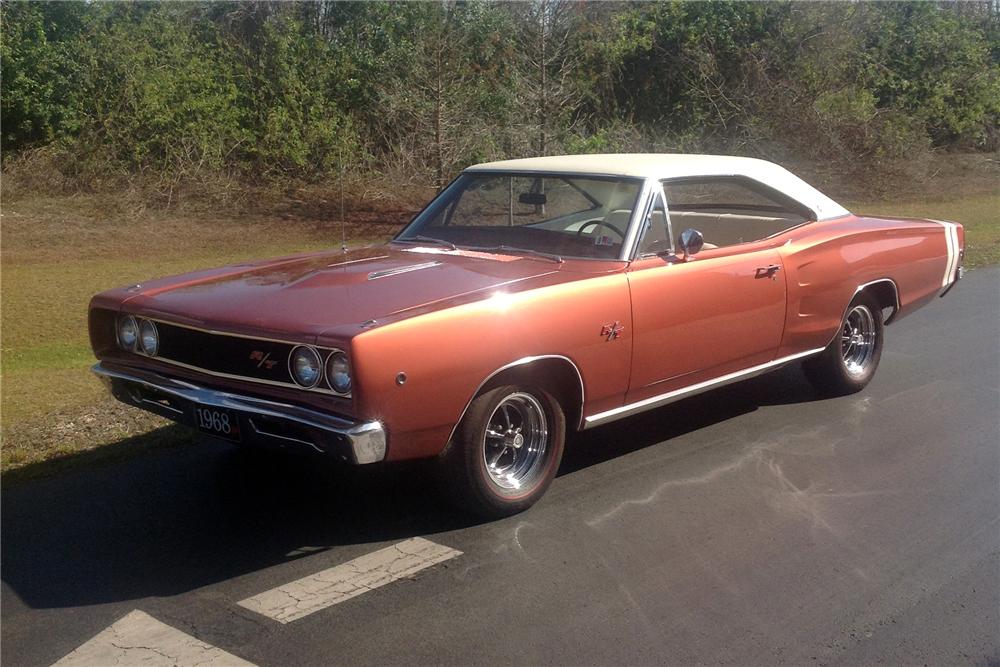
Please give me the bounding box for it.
[576,219,626,240]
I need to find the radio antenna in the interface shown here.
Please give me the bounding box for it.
[340,150,347,253]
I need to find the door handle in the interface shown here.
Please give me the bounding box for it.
[755,265,781,279]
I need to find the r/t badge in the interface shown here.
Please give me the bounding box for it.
[601,321,624,341]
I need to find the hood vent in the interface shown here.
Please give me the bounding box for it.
[368,261,441,281]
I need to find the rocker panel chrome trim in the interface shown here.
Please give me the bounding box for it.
[583,347,825,428]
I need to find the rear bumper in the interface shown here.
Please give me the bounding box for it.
[92,363,386,464]
[940,262,964,298]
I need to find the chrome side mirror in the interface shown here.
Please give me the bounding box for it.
[677,228,704,259]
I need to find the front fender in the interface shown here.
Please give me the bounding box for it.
[347,273,631,460]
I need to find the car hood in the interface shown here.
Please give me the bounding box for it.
[119,245,568,341]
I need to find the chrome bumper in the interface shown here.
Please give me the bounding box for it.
[92,363,386,464]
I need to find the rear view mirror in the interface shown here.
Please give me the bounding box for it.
[518,192,547,206]
[677,228,704,259]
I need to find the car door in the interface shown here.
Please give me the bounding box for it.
[624,183,789,405]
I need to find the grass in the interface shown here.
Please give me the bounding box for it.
[1,194,399,472]
[847,192,1000,268]
[1,184,997,475]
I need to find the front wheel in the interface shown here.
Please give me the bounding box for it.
[803,292,884,396]
[440,385,565,518]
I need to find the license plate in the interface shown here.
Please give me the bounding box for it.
[193,406,241,442]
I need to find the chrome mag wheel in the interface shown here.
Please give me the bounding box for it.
[841,304,877,377]
[482,392,549,490]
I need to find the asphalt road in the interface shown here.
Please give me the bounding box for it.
[3,267,998,666]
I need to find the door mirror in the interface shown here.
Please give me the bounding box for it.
[677,228,704,259]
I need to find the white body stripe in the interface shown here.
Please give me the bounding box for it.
[928,219,960,292]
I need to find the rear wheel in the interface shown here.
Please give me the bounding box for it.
[440,384,565,518]
[803,292,884,396]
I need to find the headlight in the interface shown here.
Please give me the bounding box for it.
[139,319,159,356]
[325,351,352,394]
[139,320,160,357]
[289,346,322,388]
[117,315,138,350]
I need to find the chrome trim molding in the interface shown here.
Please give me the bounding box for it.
[141,315,322,347]
[824,278,901,348]
[368,261,441,280]
[856,278,901,324]
[620,178,659,262]
[856,277,900,305]
[583,347,826,429]
[447,354,587,445]
[144,354,350,398]
[93,363,385,464]
[327,255,389,268]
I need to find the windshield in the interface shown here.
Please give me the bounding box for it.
[395,173,643,260]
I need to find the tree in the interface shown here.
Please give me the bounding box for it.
[0,1,86,151]
[508,0,584,156]
[370,1,515,189]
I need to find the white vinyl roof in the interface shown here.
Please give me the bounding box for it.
[467,153,850,221]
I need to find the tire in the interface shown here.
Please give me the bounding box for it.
[440,384,565,518]
[803,291,884,396]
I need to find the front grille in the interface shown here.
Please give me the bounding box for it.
[151,320,342,395]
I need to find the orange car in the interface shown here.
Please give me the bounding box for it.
[89,154,964,517]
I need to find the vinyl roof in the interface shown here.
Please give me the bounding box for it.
[467,153,850,220]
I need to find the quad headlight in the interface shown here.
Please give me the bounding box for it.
[117,315,159,356]
[290,345,323,388]
[139,319,159,356]
[325,351,352,395]
[117,315,139,351]
[115,318,348,395]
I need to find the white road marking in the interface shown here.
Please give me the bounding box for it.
[53,609,256,667]
[238,537,462,623]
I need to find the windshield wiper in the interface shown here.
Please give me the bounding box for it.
[470,244,563,264]
[392,235,457,251]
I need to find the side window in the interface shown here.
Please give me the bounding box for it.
[637,191,672,256]
[662,178,810,248]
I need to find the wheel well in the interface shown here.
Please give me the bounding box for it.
[478,358,585,431]
[860,279,900,324]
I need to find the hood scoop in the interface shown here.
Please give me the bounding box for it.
[368,261,442,281]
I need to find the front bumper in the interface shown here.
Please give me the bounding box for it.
[92,363,386,464]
